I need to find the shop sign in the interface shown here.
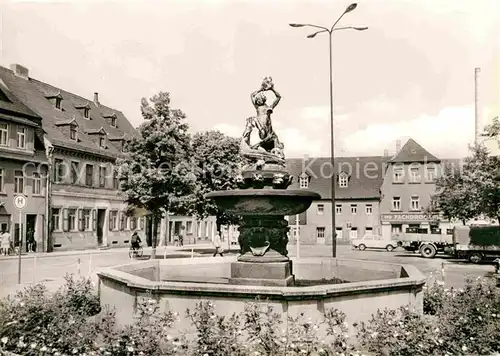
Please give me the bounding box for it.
[381,212,441,222]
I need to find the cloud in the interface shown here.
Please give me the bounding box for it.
[342,106,478,158]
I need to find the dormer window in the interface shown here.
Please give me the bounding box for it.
[103,113,118,127]
[85,127,107,149]
[299,173,309,189]
[99,136,106,148]
[55,118,79,141]
[69,124,77,141]
[75,103,91,119]
[338,172,349,188]
[45,92,63,110]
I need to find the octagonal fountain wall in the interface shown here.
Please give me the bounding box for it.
[97,256,425,334]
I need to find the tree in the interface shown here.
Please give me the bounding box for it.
[429,144,500,225]
[116,92,195,258]
[187,130,242,244]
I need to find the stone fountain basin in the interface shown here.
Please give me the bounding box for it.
[97,257,425,335]
[205,189,321,215]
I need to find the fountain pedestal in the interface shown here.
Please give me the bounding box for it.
[230,260,294,286]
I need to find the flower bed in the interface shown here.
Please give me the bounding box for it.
[1,274,500,355]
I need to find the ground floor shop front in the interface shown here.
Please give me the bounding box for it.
[380,212,453,240]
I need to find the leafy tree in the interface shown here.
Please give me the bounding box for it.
[187,130,242,243]
[429,144,500,225]
[116,92,195,258]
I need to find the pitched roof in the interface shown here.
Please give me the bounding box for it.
[0,65,139,159]
[286,156,387,200]
[390,138,440,163]
[0,76,41,122]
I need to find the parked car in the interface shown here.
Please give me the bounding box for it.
[352,234,398,252]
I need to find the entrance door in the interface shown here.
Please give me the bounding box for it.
[97,209,106,245]
[26,214,36,252]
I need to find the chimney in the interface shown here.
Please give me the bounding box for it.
[474,67,482,144]
[383,149,389,157]
[10,64,29,80]
[94,92,100,106]
[396,140,401,153]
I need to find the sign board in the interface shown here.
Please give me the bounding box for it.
[14,195,27,210]
[381,212,441,222]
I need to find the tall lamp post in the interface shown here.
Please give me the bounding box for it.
[290,3,367,258]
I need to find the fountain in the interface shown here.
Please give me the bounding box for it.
[96,77,426,331]
[206,76,320,286]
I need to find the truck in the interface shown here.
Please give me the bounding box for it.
[395,227,454,258]
[452,225,500,264]
[395,225,500,263]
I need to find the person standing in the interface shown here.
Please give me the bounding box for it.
[213,232,224,257]
[1,227,11,256]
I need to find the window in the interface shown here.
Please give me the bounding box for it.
[335,227,343,240]
[119,211,126,230]
[410,167,420,183]
[335,204,342,215]
[350,227,358,239]
[365,204,373,215]
[316,227,325,239]
[84,107,89,119]
[16,126,26,149]
[54,159,65,183]
[110,117,117,127]
[410,196,420,211]
[68,208,77,231]
[99,166,106,187]
[71,161,80,184]
[393,167,403,183]
[109,211,118,231]
[0,123,8,146]
[85,164,93,186]
[392,197,401,211]
[186,221,193,234]
[32,172,41,195]
[317,204,324,215]
[70,124,77,141]
[339,174,348,187]
[196,221,201,237]
[52,208,61,231]
[426,167,436,182]
[350,204,357,214]
[55,97,62,110]
[99,136,105,148]
[130,217,137,230]
[299,175,308,188]
[14,170,24,193]
[113,170,119,189]
[0,168,4,192]
[391,224,402,235]
[83,209,91,230]
[77,209,84,231]
[366,227,373,233]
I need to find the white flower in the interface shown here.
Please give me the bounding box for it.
[127,346,134,352]
[462,345,468,352]
[1,337,7,344]
[40,346,47,352]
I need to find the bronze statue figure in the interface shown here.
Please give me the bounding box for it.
[240,77,285,164]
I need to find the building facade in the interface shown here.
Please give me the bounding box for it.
[0,64,146,251]
[0,72,48,251]
[286,157,386,244]
[379,139,459,239]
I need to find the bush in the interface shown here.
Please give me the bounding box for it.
[3,274,500,355]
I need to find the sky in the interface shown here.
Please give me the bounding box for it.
[1,0,499,159]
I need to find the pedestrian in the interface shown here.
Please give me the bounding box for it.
[179,233,184,246]
[27,228,35,252]
[213,232,224,257]
[1,227,11,256]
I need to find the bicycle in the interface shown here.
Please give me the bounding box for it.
[128,244,144,259]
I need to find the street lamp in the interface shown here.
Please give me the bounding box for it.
[289,3,367,258]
